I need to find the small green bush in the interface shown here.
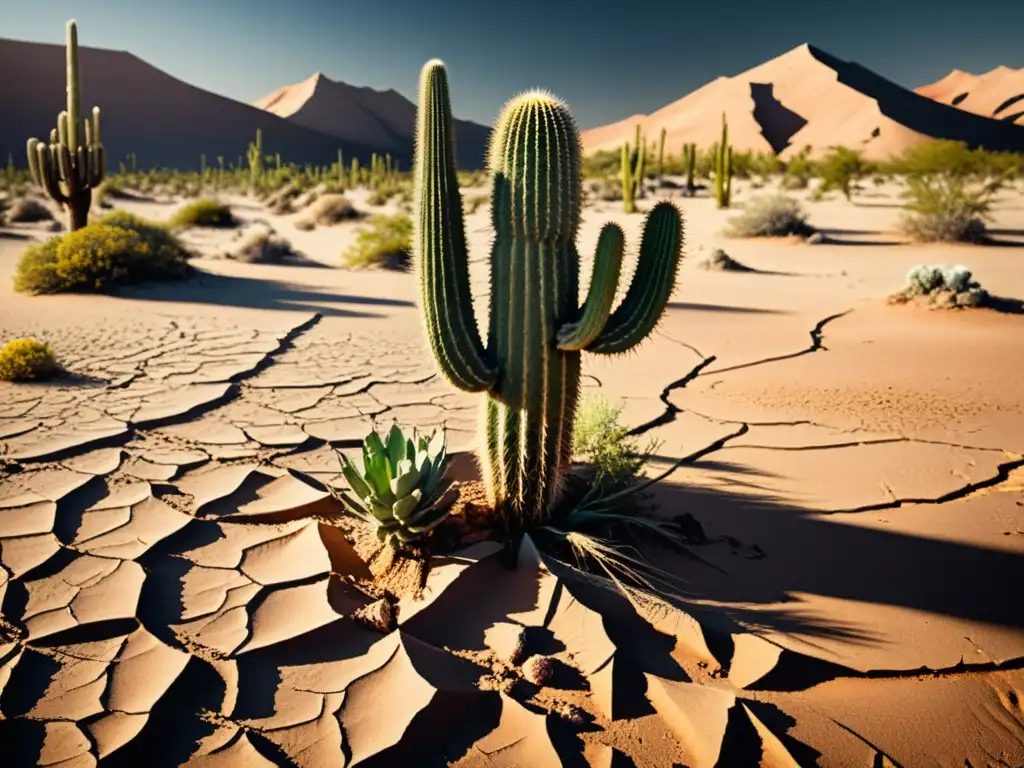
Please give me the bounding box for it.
[816,146,871,201]
[572,395,653,489]
[341,213,412,270]
[170,198,235,229]
[0,338,61,382]
[93,210,193,264]
[14,221,191,294]
[892,264,989,308]
[6,197,53,223]
[724,194,815,238]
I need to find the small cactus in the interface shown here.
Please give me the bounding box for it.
[657,127,666,182]
[714,113,732,208]
[25,19,105,231]
[684,143,696,194]
[414,60,685,531]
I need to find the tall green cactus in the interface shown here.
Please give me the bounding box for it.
[414,60,685,532]
[25,19,105,231]
[714,113,732,208]
[621,143,637,214]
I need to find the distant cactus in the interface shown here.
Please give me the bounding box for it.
[25,19,105,231]
[247,129,264,189]
[414,60,685,531]
[657,127,666,181]
[684,143,696,193]
[350,157,360,188]
[620,127,646,214]
[714,114,732,208]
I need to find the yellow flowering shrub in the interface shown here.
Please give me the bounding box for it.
[0,338,60,382]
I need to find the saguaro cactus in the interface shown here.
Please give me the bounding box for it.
[714,113,732,208]
[26,19,105,231]
[247,129,263,189]
[657,127,666,182]
[414,60,685,532]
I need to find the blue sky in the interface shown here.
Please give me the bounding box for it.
[2,0,1021,129]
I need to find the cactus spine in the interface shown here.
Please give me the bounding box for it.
[25,19,105,231]
[414,60,685,531]
[714,113,732,208]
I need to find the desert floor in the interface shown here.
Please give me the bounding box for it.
[1,178,1023,767]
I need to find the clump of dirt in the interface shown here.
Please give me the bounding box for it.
[365,541,428,600]
[697,248,754,272]
[433,480,498,549]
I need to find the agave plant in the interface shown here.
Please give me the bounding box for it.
[336,424,455,545]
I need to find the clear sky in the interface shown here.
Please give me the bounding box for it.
[2,0,1021,130]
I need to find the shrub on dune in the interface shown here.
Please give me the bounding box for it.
[0,338,61,382]
[170,198,236,229]
[890,264,989,308]
[341,213,411,270]
[724,194,815,238]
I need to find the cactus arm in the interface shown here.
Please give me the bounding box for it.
[414,60,496,393]
[556,223,624,351]
[586,201,684,356]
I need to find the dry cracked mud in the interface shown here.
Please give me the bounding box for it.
[1,186,1023,766]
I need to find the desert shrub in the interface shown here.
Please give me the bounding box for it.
[93,178,127,209]
[341,213,412,270]
[6,197,53,223]
[0,338,61,382]
[724,194,815,238]
[457,170,489,188]
[889,141,1004,243]
[295,194,362,230]
[170,198,235,229]
[782,148,814,189]
[582,149,621,180]
[892,264,989,308]
[93,210,193,264]
[230,230,295,264]
[14,222,190,294]
[816,146,871,200]
[572,395,653,489]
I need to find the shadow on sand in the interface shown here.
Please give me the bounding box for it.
[118,270,415,318]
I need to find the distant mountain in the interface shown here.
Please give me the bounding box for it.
[917,66,1024,125]
[253,72,491,170]
[0,38,403,172]
[581,44,1024,159]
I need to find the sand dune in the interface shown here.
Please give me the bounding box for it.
[0,38,397,172]
[582,44,1024,159]
[919,65,1024,125]
[254,72,491,170]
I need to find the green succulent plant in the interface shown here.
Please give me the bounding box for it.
[336,424,456,545]
[414,60,684,533]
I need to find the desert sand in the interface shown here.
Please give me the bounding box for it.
[581,44,1024,159]
[1,173,1023,766]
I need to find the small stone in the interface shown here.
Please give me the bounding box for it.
[356,598,395,634]
[521,654,555,686]
[805,231,825,244]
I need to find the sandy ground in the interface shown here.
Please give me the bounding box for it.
[0,177,1023,766]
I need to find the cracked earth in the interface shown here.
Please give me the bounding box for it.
[1,185,1023,766]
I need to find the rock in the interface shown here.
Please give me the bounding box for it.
[806,231,825,244]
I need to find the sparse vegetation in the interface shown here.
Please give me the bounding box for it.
[572,395,654,491]
[342,213,412,270]
[14,221,191,294]
[229,230,296,264]
[889,141,1005,243]
[890,264,990,308]
[0,338,61,382]
[170,198,236,229]
[816,146,872,201]
[724,194,815,238]
[295,194,362,230]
